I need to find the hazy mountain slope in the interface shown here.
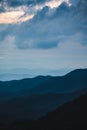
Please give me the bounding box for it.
[31,69,87,94]
[0,69,87,100]
[0,76,51,99]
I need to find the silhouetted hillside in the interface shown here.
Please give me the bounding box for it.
[1,92,87,130]
[32,69,87,94]
[0,68,87,124]
[0,69,87,96]
[39,92,87,130]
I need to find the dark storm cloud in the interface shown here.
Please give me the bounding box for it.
[0,0,49,7]
[34,6,49,20]
[0,7,4,12]
[0,0,6,12]
[16,37,58,49]
[0,0,87,49]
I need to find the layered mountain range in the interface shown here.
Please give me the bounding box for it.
[0,68,87,124]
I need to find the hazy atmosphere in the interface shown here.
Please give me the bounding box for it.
[0,0,87,80]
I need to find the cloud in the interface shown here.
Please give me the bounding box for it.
[5,0,49,7]
[0,0,71,8]
[0,35,16,64]
[0,0,72,24]
[69,0,80,6]
[0,0,87,77]
[0,33,87,72]
[23,39,58,49]
[0,11,34,24]
[0,35,16,52]
[45,0,71,8]
[34,0,71,11]
[1,0,86,49]
[0,0,87,49]
[0,24,8,31]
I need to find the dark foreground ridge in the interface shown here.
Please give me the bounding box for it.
[0,92,87,130]
[40,92,87,130]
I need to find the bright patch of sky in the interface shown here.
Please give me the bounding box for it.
[0,0,71,24]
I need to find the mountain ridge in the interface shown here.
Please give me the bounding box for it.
[0,68,87,122]
[0,68,87,82]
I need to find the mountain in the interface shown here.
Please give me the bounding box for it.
[0,76,51,98]
[0,68,71,81]
[39,92,87,130]
[2,92,87,130]
[31,68,87,94]
[0,68,87,122]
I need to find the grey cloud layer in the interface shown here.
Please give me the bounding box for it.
[0,0,87,75]
[0,0,49,9]
[0,0,87,49]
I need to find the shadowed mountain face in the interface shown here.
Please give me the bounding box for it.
[39,93,87,130]
[1,91,87,130]
[0,69,87,123]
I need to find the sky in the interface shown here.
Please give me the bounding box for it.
[0,0,87,80]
